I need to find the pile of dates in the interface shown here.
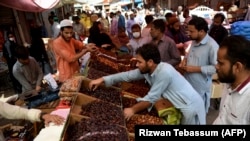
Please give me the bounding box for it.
[68,118,128,141]
[122,96,159,117]
[80,87,122,106]
[87,68,110,79]
[81,100,125,126]
[126,114,163,133]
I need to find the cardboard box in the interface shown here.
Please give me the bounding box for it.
[79,78,122,106]
[211,81,223,98]
[61,114,129,141]
[71,93,125,126]
[70,93,97,115]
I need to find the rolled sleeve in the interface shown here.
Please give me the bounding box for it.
[0,101,41,122]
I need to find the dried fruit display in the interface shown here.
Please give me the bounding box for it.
[89,59,118,74]
[87,67,110,79]
[80,87,122,106]
[89,49,119,73]
[117,55,137,72]
[125,85,150,98]
[81,100,125,126]
[126,114,163,133]
[60,76,83,92]
[67,118,128,141]
[94,48,117,60]
[129,79,150,87]
[118,63,132,72]
[117,54,133,64]
[122,96,137,108]
[122,96,158,117]
[137,108,159,117]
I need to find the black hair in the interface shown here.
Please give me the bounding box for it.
[152,19,166,33]
[213,13,225,23]
[188,16,208,33]
[145,15,154,24]
[89,21,101,34]
[73,16,80,21]
[165,12,173,19]
[15,46,29,60]
[48,15,54,21]
[220,35,250,70]
[136,43,161,64]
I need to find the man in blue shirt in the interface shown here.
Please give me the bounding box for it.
[180,16,219,113]
[117,11,125,29]
[89,43,206,125]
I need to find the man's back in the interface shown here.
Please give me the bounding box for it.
[51,21,60,38]
[156,35,181,66]
[209,25,228,45]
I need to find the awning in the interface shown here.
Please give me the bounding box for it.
[0,0,60,12]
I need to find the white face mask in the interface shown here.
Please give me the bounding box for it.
[132,32,140,38]
[9,38,15,41]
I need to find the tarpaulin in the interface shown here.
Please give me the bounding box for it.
[0,0,60,12]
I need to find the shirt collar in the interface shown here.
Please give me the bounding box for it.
[228,76,250,95]
[236,76,250,94]
[16,60,24,67]
[194,34,209,47]
[150,62,162,77]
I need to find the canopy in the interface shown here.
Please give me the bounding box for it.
[0,0,118,11]
[0,0,61,12]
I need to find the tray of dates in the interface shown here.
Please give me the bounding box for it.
[80,99,126,126]
[62,114,129,141]
[126,114,164,135]
[60,76,83,92]
[79,78,122,106]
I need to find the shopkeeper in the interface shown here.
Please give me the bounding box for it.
[89,43,206,125]
[53,19,98,82]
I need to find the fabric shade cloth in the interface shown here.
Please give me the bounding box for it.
[0,0,60,12]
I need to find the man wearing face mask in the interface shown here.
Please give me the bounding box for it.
[127,24,151,56]
[208,13,228,45]
[3,31,22,94]
[126,13,137,39]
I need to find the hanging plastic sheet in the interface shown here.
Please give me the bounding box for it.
[0,0,60,12]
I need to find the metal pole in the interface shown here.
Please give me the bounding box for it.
[12,9,25,45]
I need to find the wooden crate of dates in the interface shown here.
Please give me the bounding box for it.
[126,114,164,135]
[70,93,97,116]
[89,49,119,74]
[71,93,126,127]
[122,95,159,117]
[123,83,150,98]
[60,76,83,93]
[86,67,110,80]
[62,114,129,141]
[79,78,122,106]
[89,59,119,74]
